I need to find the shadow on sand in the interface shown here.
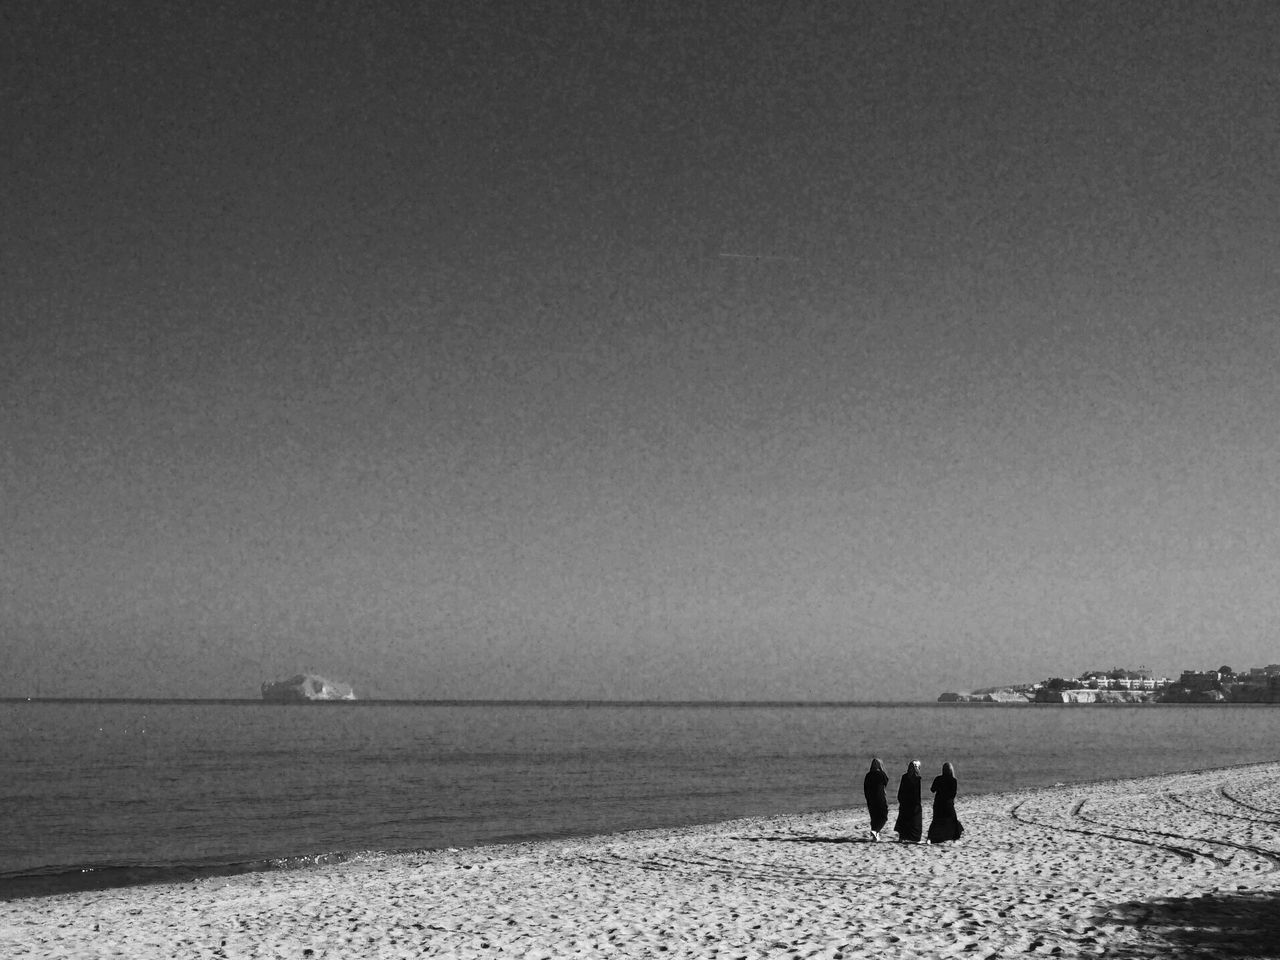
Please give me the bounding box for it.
[1105,889,1280,958]
[730,835,909,846]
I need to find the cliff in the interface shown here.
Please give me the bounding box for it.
[261,674,356,702]
[1033,689,1158,704]
[939,687,1158,704]
[938,689,1033,703]
[1159,681,1280,703]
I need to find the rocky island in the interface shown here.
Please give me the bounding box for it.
[261,674,356,702]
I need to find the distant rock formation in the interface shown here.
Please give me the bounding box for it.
[1035,688,1098,704]
[1158,686,1228,704]
[261,674,356,702]
[1033,689,1158,704]
[937,689,1033,703]
[981,690,1035,703]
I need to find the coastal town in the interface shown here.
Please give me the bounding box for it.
[939,662,1280,703]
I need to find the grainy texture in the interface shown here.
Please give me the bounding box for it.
[4,764,1279,958]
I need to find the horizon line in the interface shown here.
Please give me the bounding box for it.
[3,696,936,707]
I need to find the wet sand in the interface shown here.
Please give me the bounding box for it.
[4,762,1279,958]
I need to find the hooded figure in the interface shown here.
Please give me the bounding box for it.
[862,758,889,839]
[927,761,963,843]
[893,760,923,842]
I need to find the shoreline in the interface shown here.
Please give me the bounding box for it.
[5,758,1274,904]
[4,763,1279,958]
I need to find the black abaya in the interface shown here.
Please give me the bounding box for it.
[863,763,889,833]
[926,771,963,843]
[892,768,922,842]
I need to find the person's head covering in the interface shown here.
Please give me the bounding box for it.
[908,759,921,775]
[942,761,956,778]
[869,757,885,774]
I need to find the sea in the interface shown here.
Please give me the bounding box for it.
[2,700,1277,899]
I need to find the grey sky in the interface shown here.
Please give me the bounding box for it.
[5,1,1279,700]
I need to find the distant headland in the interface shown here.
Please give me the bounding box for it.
[940,663,1280,703]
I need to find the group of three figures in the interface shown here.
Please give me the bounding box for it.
[862,758,963,844]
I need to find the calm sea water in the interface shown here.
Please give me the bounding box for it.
[1,701,1276,896]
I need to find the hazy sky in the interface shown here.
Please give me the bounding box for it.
[5,1,1280,700]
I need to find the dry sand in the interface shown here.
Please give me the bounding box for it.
[4,763,1279,959]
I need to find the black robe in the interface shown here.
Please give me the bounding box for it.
[863,766,889,832]
[892,769,922,841]
[927,772,963,842]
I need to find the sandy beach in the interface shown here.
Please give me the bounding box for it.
[4,763,1278,959]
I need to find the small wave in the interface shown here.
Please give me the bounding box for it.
[0,849,377,902]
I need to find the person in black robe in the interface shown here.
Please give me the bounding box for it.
[862,757,889,840]
[927,761,964,843]
[892,759,922,842]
